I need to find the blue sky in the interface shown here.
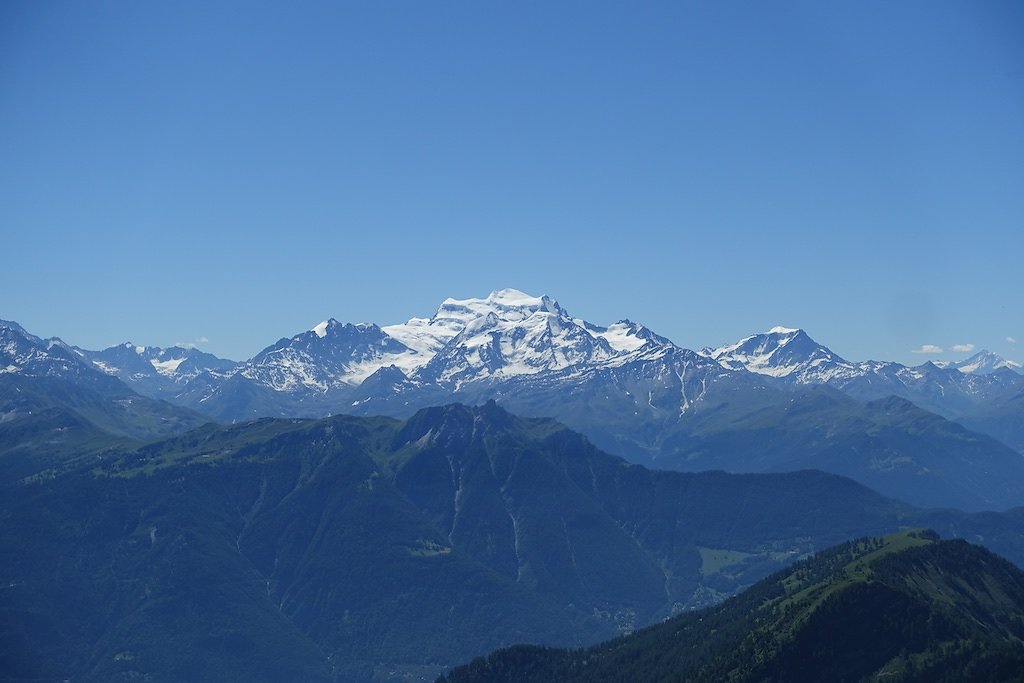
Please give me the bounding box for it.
[2,1,1021,364]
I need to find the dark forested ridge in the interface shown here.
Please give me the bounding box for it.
[439,531,1024,683]
[2,401,1024,681]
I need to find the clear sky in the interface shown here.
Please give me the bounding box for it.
[2,1,1022,365]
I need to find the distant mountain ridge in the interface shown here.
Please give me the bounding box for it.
[8,295,1018,414]
[0,323,212,483]
[4,294,1023,510]
[700,323,1024,455]
[228,290,687,395]
[937,349,1024,374]
[704,325,1024,400]
[75,341,237,399]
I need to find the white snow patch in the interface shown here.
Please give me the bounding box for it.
[92,360,120,375]
[150,357,186,376]
[312,320,330,338]
[593,322,648,352]
[383,317,459,357]
[435,289,555,327]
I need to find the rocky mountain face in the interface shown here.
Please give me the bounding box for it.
[76,342,238,399]
[1,319,237,398]
[2,319,125,392]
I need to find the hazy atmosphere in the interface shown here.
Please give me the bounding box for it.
[3,1,1022,364]
[5,5,1024,682]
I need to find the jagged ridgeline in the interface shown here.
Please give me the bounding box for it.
[3,403,1024,682]
[4,292,1024,512]
[439,531,1024,683]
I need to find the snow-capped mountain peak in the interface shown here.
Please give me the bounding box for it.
[417,291,616,385]
[73,342,238,398]
[115,341,148,355]
[584,319,674,353]
[237,320,413,392]
[312,320,332,338]
[306,318,378,341]
[707,327,852,380]
[0,321,122,388]
[233,293,569,393]
[227,289,696,394]
[380,290,553,360]
[937,350,1024,375]
[434,289,560,326]
[235,290,660,392]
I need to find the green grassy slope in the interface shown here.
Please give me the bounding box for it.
[439,530,1024,683]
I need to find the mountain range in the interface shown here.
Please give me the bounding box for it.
[3,402,1024,682]
[1,321,209,483]
[9,291,1020,419]
[3,291,1023,511]
[4,299,1024,680]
